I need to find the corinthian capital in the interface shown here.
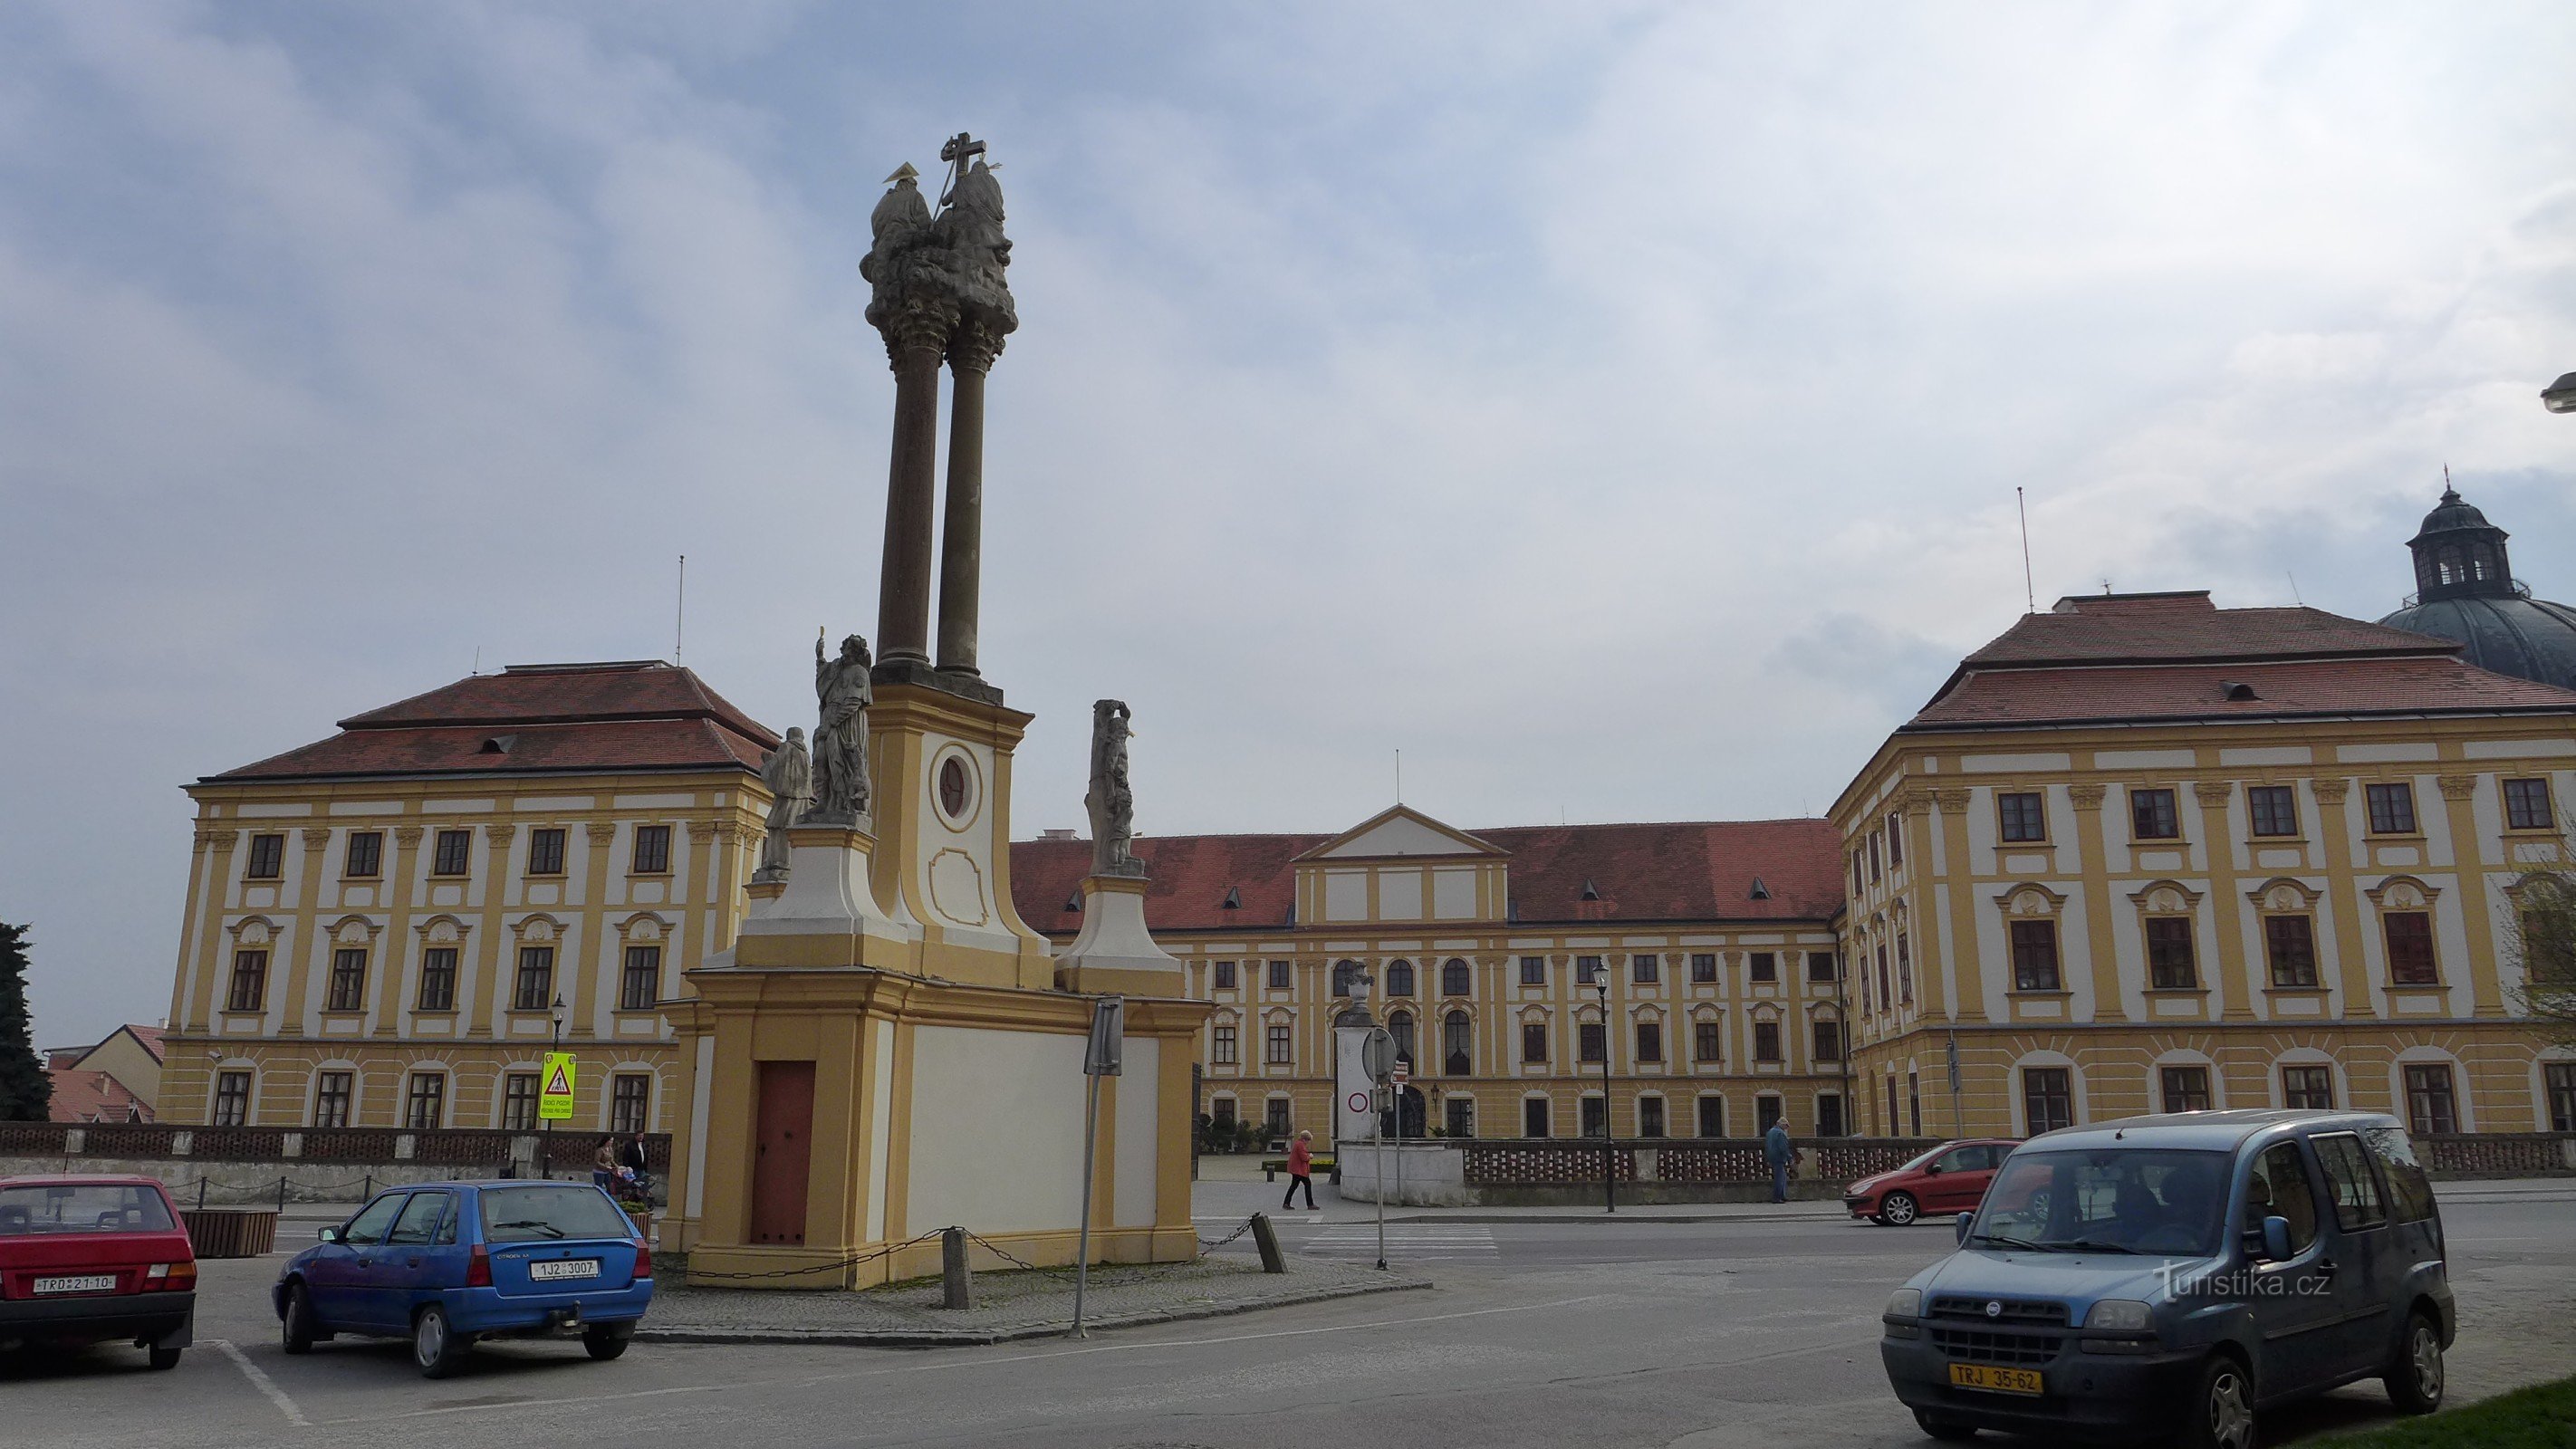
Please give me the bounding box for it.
[2065,784,2108,811]
[2193,780,2235,808]
[2436,773,2478,802]
[2310,778,2351,804]
[947,317,1008,375]
[879,294,959,368]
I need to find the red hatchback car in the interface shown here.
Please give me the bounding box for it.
[0,1175,197,1368]
[1840,1138,2018,1225]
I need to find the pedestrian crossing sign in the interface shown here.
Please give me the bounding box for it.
[540,1051,576,1121]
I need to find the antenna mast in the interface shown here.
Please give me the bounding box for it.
[2016,487,2036,614]
[675,554,687,664]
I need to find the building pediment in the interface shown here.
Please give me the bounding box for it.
[1294,805,1506,862]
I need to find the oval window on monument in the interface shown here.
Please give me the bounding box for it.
[938,755,972,822]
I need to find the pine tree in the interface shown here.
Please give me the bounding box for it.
[0,922,51,1120]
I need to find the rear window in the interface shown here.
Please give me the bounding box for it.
[2362,1126,2438,1225]
[478,1185,634,1243]
[0,1184,177,1236]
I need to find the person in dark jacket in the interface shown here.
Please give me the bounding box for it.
[1764,1119,1797,1204]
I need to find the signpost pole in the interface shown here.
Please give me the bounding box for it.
[1372,1103,1386,1271]
[1946,1029,1965,1138]
[1072,997,1124,1340]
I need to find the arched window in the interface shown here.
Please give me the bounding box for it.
[1443,1011,1472,1075]
[1331,960,1363,998]
[1388,1010,1416,1066]
[1386,960,1415,997]
[1441,959,1472,996]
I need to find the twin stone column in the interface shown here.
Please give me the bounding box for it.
[874,307,1002,677]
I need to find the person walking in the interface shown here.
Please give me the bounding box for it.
[591,1136,618,1193]
[1281,1129,1318,1211]
[1764,1118,1796,1204]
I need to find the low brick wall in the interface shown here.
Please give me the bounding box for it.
[0,1122,672,1206]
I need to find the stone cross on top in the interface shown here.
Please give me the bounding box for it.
[937,132,985,208]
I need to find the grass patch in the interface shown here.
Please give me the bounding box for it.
[2317,1375,2576,1447]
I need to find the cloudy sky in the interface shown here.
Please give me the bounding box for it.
[4,2,2573,1048]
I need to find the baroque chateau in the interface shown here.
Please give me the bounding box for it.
[156,491,2576,1147]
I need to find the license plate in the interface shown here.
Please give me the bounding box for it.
[32,1274,119,1295]
[1948,1363,2044,1396]
[528,1258,601,1281]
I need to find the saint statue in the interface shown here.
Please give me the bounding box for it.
[753,726,811,882]
[1086,699,1144,878]
[804,632,874,825]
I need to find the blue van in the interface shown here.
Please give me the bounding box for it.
[1879,1110,2451,1448]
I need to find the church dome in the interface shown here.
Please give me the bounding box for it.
[2378,485,2576,691]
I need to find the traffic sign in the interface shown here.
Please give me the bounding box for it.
[540,1051,577,1121]
[1346,1090,1369,1114]
[1391,1060,1409,1088]
[1360,1028,1396,1084]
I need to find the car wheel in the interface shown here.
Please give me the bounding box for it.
[2181,1354,2256,1449]
[281,1283,317,1356]
[1910,1407,1976,1440]
[582,1323,632,1361]
[1881,1191,1919,1226]
[2384,1310,2445,1415]
[412,1305,465,1379]
[147,1343,183,1372]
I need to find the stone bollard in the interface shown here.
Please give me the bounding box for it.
[941,1226,973,1309]
[1250,1212,1286,1275]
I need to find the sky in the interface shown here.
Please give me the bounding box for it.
[3,2,2573,1050]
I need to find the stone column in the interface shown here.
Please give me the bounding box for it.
[875,300,956,667]
[937,320,1004,676]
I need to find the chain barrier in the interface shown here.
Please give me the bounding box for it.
[682,1230,947,1282]
[959,1228,1071,1276]
[1196,1215,1256,1251]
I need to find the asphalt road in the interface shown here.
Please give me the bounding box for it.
[5,1193,2570,1449]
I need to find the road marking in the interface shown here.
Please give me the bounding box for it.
[211,1338,310,1428]
[1302,1224,1498,1259]
[324,1380,727,1426]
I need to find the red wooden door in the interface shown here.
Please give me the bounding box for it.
[750,1060,815,1246]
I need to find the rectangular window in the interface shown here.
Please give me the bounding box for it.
[343,830,382,878]
[2283,1064,2336,1110]
[1748,952,1777,984]
[631,824,672,874]
[226,949,269,1012]
[2314,1132,2390,1231]
[1868,835,1881,883]
[1212,960,1237,990]
[2008,919,2061,992]
[1265,1023,1293,1065]
[1445,1098,1475,1139]
[501,1073,540,1131]
[1523,1098,1552,1138]
[1639,1097,1666,1137]
[1578,1022,1606,1063]
[1753,1021,1781,1062]
[1521,1022,1547,1062]
[1630,953,1659,984]
[2145,917,2197,989]
[417,947,458,1012]
[2383,911,2439,985]
[1209,1098,1235,1128]
[432,829,472,876]
[312,1070,355,1129]
[1264,1099,1292,1137]
[2264,916,2320,988]
[1519,955,1547,986]
[2159,1064,2212,1113]
[325,947,368,1012]
[1908,1073,1922,1136]
[405,1072,446,1129]
[2402,1064,2458,1136]
[611,1074,652,1135]
[1696,1095,1725,1138]
[2021,1066,2073,1134]
[245,832,285,880]
[1812,1020,1841,1060]
[620,945,662,1011]
[1875,945,1890,1007]
[1390,1014,1416,1062]
[2247,784,2300,838]
[1694,1021,1721,1062]
[1896,935,1913,1004]
[1267,960,1292,991]
[1887,813,1904,868]
[2504,777,2554,831]
[1817,1092,1846,1137]
[528,827,568,876]
[1807,951,1838,984]
[1997,792,2047,842]
[1580,1097,1606,1138]
[1690,953,1717,984]
[1755,1096,1783,1133]
[2129,788,2180,840]
[1635,1022,1663,1062]
[514,945,555,1012]
[1575,955,1603,984]
[2545,1062,2576,1133]
[2366,782,2418,835]
[1212,1024,1237,1065]
[212,1070,253,1128]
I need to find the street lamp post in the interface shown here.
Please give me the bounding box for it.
[1592,970,1615,1214]
[543,993,565,1180]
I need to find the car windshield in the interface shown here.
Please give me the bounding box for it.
[1891,1144,1950,1174]
[0,1184,176,1235]
[1969,1148,2232,1257]
[479,1185,635,1243]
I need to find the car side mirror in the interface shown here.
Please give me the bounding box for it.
[1923,1164,1943,1175]
[316,1225,340,1244]
[1956,1213,1975,1246]
[2261,1215,2292,1262]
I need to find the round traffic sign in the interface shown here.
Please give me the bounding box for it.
[1360,1027,1397,1083]
[1346,1091,1369,1114]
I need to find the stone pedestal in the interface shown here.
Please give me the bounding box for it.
[1053,875,1185,996]
[734,823,917,969]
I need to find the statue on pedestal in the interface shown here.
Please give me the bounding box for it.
[803,632,874,825]
[754,727,811,883]
[1086,699,1144,878]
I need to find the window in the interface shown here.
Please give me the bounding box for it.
[1817,1093,1845,1137]
[1267,960,1292,990]
[1446,1099,1475,1138]
[344,830,382,878]
[2365,1126,2439,1224]
[1896,935,1912,1004]
[1580,1097,1607,1137]
[501,1072,540,1130]
[212,1070,253,1127]
[1697,1095,1725,1137]
[1635,1022,1664,1062]
[1887,813,1904,868]
[1578,1022,1606,1062]
[2129,788,2179,840]
[312,1070,355,1128]
[1753,1020,1781,1062]
[339,1194,403,1247]
[528,827,567,876]
[1689,953,1718,984]
[325,947,368,1012]
[245,832,285,880]
[1575,955,1603,984]
[1264,1099,1292,1137]
[1748,952,1777,984]
[1389,1011,1416,1065]
[1209,1097,1235,1129]
[416,947,457,1012]
[1869,834,1881,883]
[1331,960,1360,998]
[2383,912,2438,985]
[2008,919,2061,992]
[1265,1023,1293,1065]
[2313,1132,2389,1231]
[2022,1066,2073,1133]
[1908,1073,1922,1136]
[1441,959,1472,996]
[2264,915,2320,987]
[2159,1064,2212,1113]
[611,1074,652,1135]
[1443,1012,1471,1075]
[1694,1021,1721,1062]
[2245,1142,2319,1256]
[2247,785,2299,838]
[226,949,269,1012]
[620,945,662,1011]
[1807,951,1838,984]
[1385,960,1415,996]
[1875,945,1890,1007]
[631,824,672,874]
[2365,782,2418,835]
[513,945,555,1012]
[1887,1079,1900,1137]
[1812,1020,1841,1061]
[2146,917,2197,989]
[1521,1022,1547,1062]
[1630,953,1658,984]
[389,1192,449,1249]
[2403,1063,2458,1136]
[2504,777,2554,831]
[1639,1097,1667,1137]
[2282,1064,2335,1110]
[1518,955,1547,986]
[1212,960,1236,990]
[1997,792,2046,842]
[432,829,471,876]
[1211,1023,1238,1065]
[1755,1096,1783,1133]
[1523,1098,1552,1138]
[405,1072,446,1129]
[2549,1063,2576,1134]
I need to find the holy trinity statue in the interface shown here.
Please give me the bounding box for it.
[804,632,873,825]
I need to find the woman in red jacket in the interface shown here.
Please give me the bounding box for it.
[1282,1129,1317,1211]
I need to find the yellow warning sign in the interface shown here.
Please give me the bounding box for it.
[539,1051,577,1121]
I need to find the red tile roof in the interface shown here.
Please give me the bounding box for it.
[208,661,779,782]
[1011,818,1843,935]
[1965,594,2456,667]
[46,1070,153,1125]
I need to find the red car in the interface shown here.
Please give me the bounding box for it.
[1839,1138,2017,1225]
[0,1175,197,1368]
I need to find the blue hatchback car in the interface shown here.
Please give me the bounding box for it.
[274,1181,653,1377]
